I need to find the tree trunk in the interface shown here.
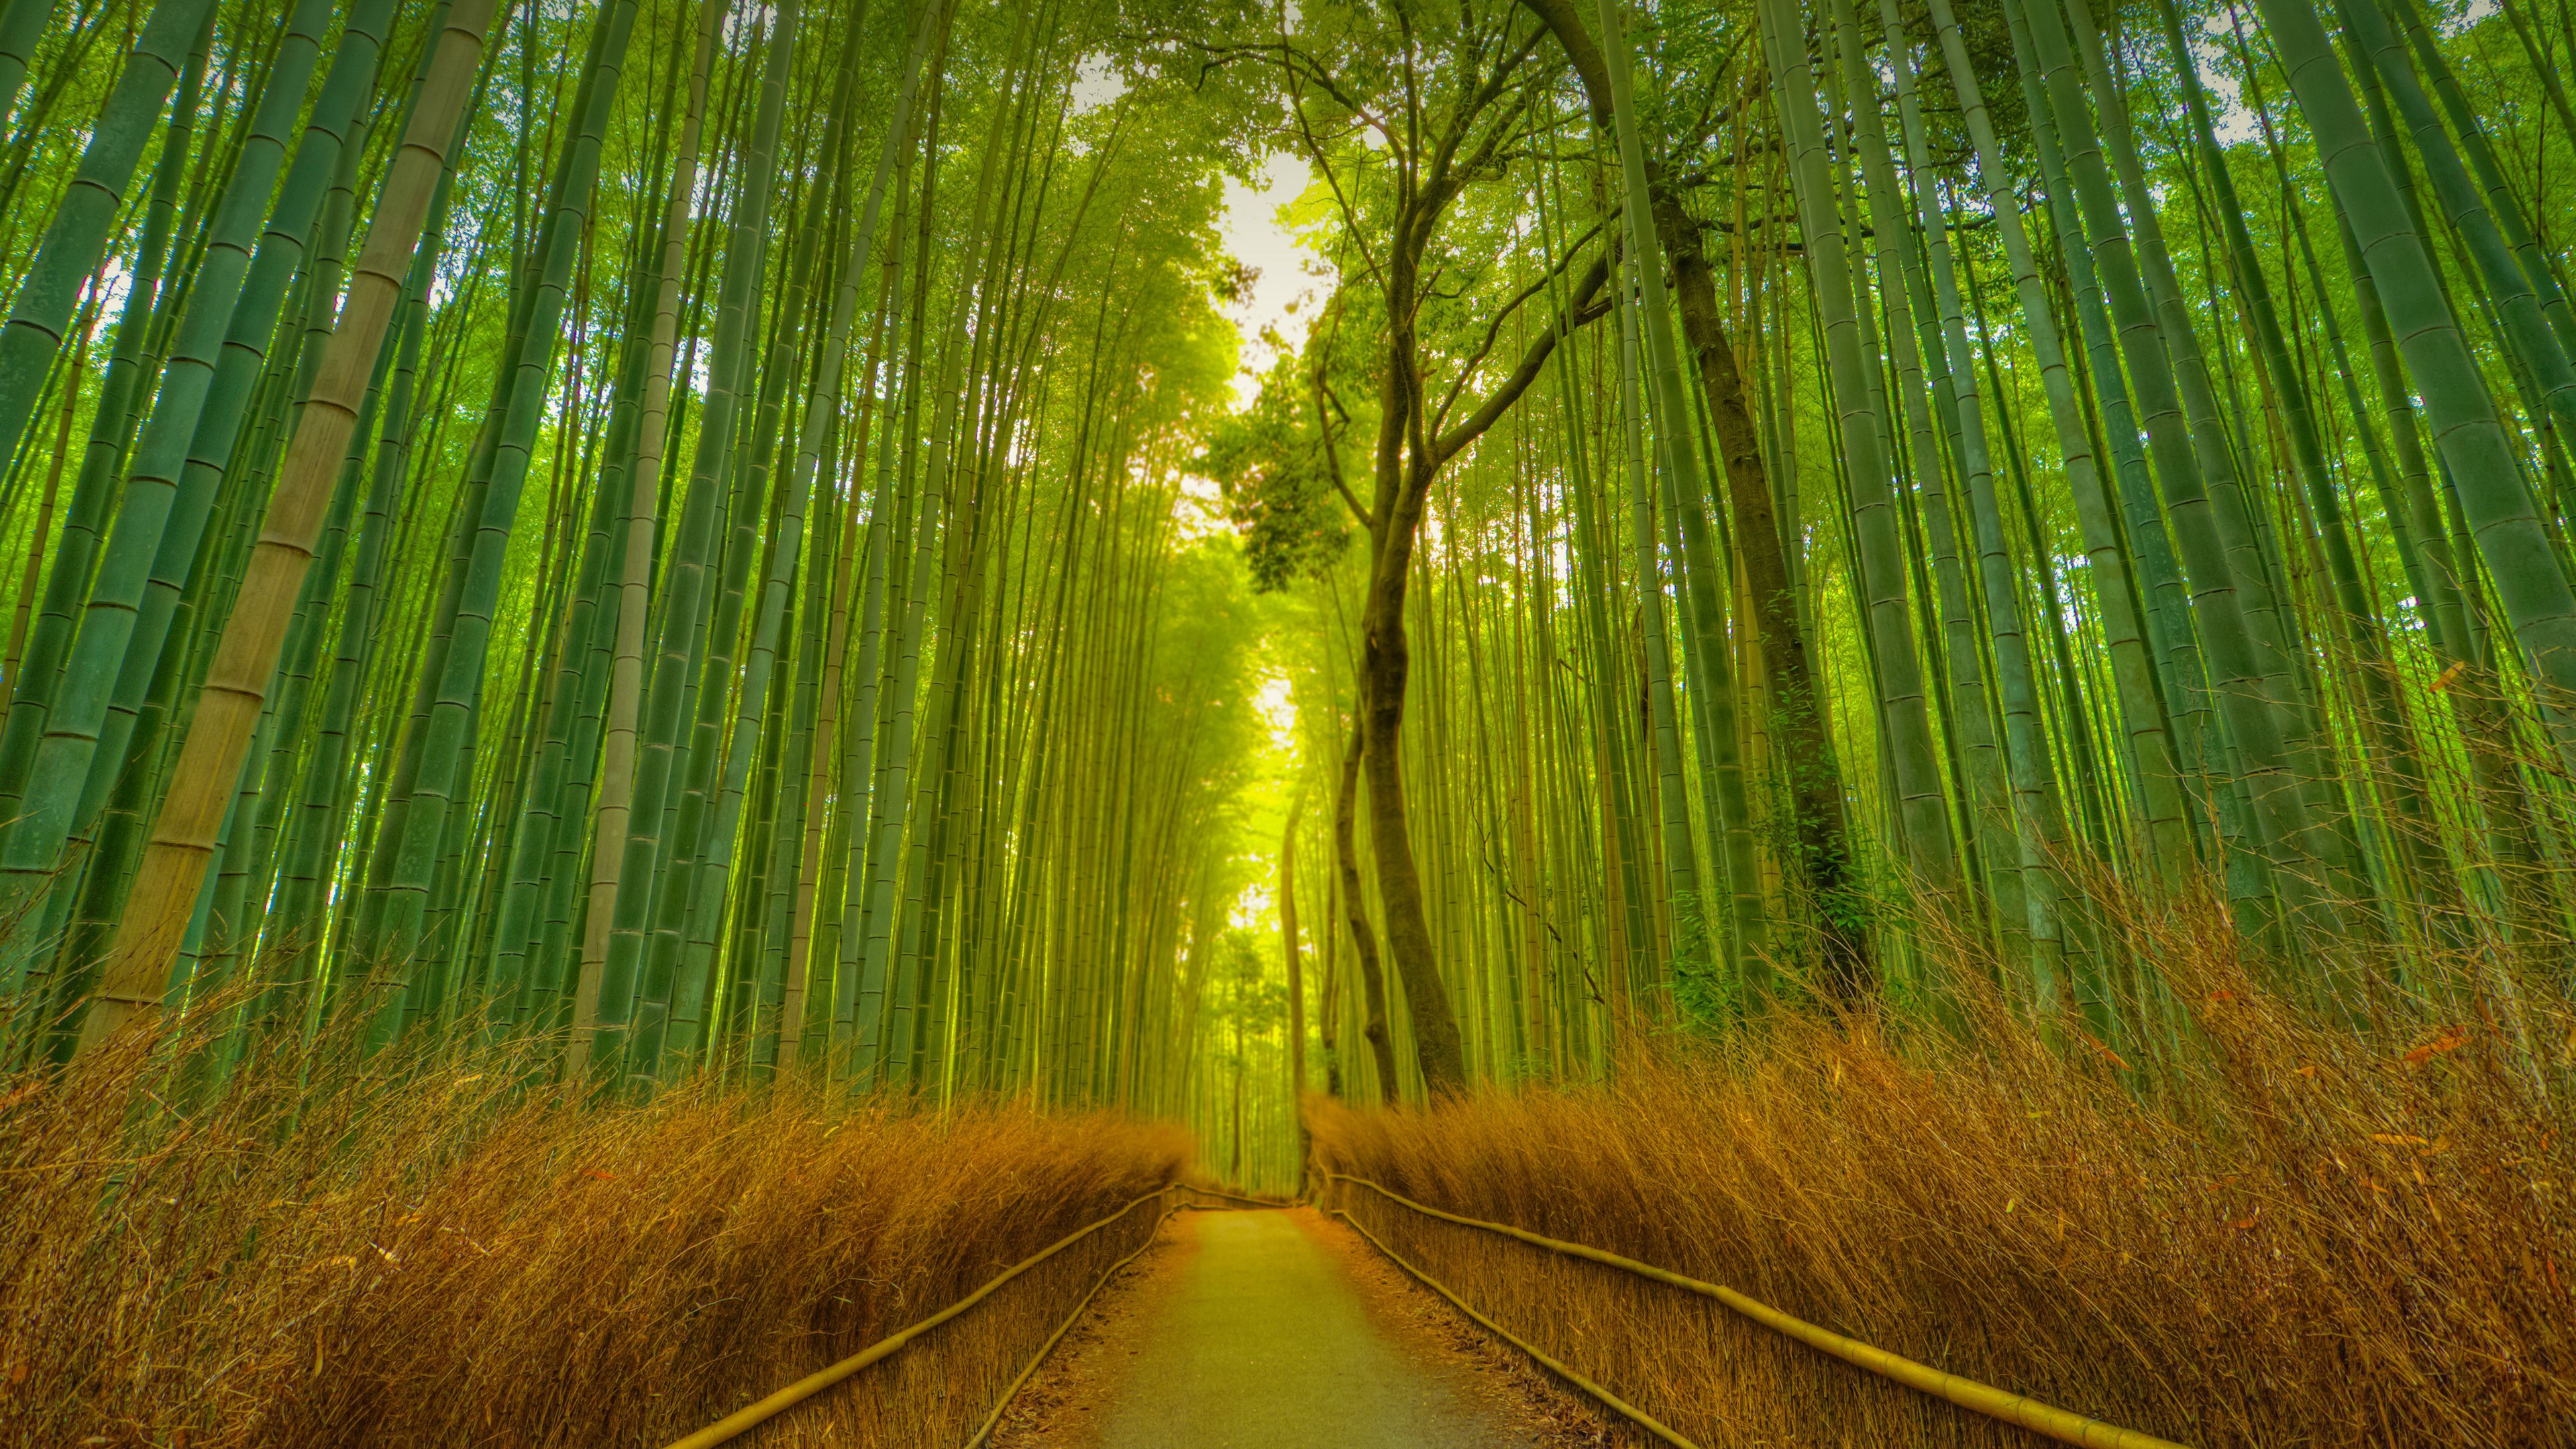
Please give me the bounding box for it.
[1332,717,1400,1098]
[1359,394,1470,1094]
[1656,195,1870,995]
[1519,0,1871,994]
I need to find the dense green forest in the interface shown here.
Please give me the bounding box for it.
[3,0,2571,1115]
[0,0,2569,1436]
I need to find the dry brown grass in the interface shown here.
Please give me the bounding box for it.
[1311,914,2576,1448]
[0,1006,1187,1448]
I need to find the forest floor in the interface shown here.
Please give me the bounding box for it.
[987,1205,1619,1448]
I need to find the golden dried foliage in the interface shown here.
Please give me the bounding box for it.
[1311,941,2575,1448]
[0,1004,1186,1448]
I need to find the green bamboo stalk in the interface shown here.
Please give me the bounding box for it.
[0,0,220,490]
[1613,258,1701,973]
[586,0,800,1078]
[0,21,205,1017]
[1827,0,2010,946]
[2249,0,2576,762]
[364,0,640,1042]
[264,162,462,993]
[657,5,922,1081]
[2343,0,2576,443]
[1758,0,1954,917]
[631,0,843,1080]
[77,0,511,1049]
[1926,0,2193,898]
[522,0,726,1046]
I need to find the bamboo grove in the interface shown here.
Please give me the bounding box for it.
[1203,0,2576,1106]
[0,0,1281,1107]
[0,0,2571,1124]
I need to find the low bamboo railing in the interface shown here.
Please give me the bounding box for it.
[1328,1172,2189,1449]
[660,1185,1177,1448]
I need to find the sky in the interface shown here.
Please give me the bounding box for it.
[1068,54,1323,407]
[1171,148,1325,543]
[1215,152,1324,409]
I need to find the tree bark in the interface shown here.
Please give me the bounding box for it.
[1333,717,1401,1098]
[1520,0,1871,995]
[1655,191,1870,996]
[1359,447,1470,1097]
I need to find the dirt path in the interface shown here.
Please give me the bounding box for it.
[991,1207,1609,1448]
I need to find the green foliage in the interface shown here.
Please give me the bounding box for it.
[1213,926,1286,1037]
[1889,0,2033,160]
[1197,352,1350,591]
[1665,890,1737,1027]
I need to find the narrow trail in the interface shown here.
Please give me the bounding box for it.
[994,1208,1592,1448]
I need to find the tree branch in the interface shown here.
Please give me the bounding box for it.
[1431,214,1606,431]
[1433,251,1612,463]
